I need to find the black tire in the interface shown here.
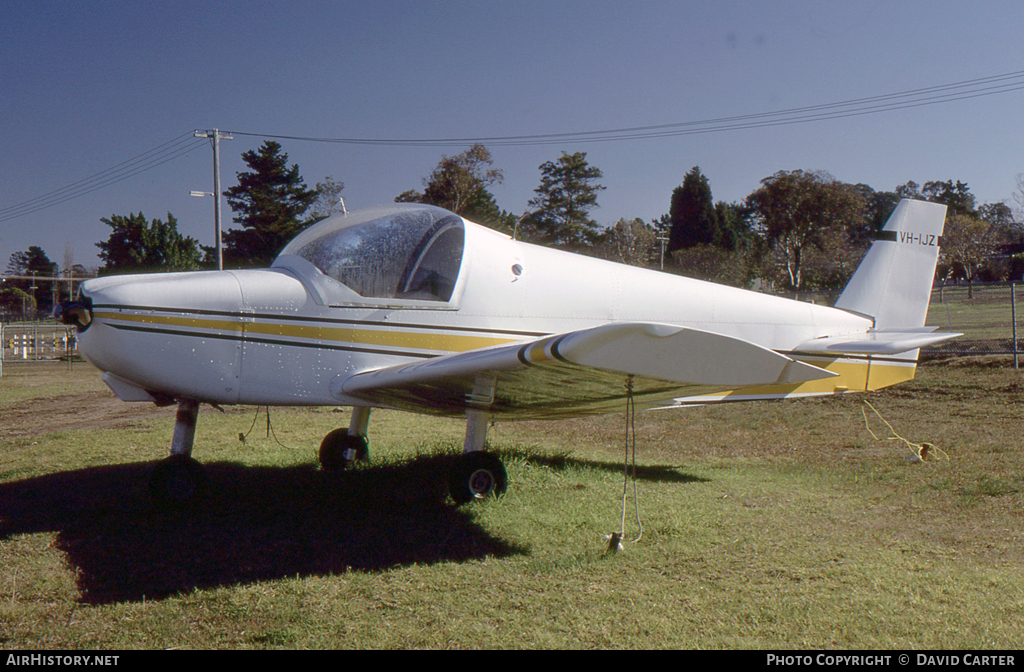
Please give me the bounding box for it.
[449,452,507,505]
[149,455,208,507]
[319,429,369,471]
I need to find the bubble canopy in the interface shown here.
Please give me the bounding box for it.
[277,204,465,303]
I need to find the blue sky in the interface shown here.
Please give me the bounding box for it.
[2,0,1023,270]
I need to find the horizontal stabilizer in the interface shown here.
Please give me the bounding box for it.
[794,328,962,355]
[338,322,835,418]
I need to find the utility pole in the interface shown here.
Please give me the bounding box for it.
[193,129,233,270]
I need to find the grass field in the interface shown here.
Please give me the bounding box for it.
[1,359,1022,649]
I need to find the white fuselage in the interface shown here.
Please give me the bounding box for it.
[77,218,872,409]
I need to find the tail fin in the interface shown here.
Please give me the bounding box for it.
[834,199,947,329]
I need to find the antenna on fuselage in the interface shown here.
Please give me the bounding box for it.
[513,210,531,241]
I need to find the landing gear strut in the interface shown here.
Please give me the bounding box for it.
[318,406,508,504]
[149,399,208,507]
[146,402,510,506]
[448,408,506,505]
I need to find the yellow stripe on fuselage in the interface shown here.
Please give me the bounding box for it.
[93,311,518,353]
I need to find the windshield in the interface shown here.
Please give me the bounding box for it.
[277,204,465,302]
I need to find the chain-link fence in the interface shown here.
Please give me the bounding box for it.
[924,283,1023,358]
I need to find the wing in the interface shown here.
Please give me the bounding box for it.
[335,322,836,419]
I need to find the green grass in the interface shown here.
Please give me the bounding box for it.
[2,360,1023,648]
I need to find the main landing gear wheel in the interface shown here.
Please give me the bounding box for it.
[149,455,208,507]
[449,452,507,505]
[319,429,369,471]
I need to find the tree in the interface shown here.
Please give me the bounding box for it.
[396,144,512,230]
[223,141,317,266]
[421,144,503,219]
[598,218,656,267]
[96,212,203,274]
[922,180,976,217]
[524,151,605,248]
[895,180,923,201]
[665,169,752,257]
[7,246,57,278]
[0,285,36,317]
[972,202,1023,281]
[1013,174,1024,223]
[7,246,57,277]
[668,166,719,251]
[895,179,977,217]
[713,201,754,252]
[745,170,866,292]
[855,184,899,235]
[939,213,994,293]
[6,246,59,313]
[672,244,755,288]
[979,201,1015,229]
[305,176,346,222]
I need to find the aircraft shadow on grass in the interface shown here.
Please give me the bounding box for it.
[0,452,706,605]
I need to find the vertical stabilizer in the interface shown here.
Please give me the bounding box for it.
[834,199,947,330]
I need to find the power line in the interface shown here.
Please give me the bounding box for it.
[229,69,1024,147]
[0,135,207,221]
[4,69,1023,224]
[0,133,208,223]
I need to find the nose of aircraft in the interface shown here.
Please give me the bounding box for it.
[70,271,247,404]
[56,297,93,331]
